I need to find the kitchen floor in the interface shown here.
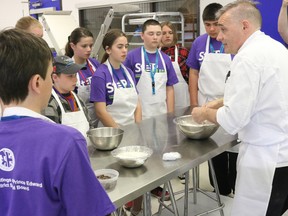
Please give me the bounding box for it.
[150,161,230,215]
[123,161,288,216]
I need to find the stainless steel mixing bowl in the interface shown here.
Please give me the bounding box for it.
[111,145,153,168]
[87,127,124,150]
[174,115,219,139]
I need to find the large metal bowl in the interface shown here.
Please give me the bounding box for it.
[87,127,124,150]
[174,115,219,139]
[111,145,153,168]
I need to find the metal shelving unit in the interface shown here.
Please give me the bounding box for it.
[121,12,185,47]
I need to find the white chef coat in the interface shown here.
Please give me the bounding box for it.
[217,30,288,215]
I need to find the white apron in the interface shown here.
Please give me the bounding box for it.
[171,46,190,109]
[75,59,98,127]
[99,61,138,127]
[52,89,90,139]
[138,47,167,119]
[198,36,231,106]
[231,122,283,215]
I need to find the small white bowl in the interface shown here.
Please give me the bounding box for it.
[94,169,119,191]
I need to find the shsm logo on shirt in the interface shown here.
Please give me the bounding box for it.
[0,148,15,171]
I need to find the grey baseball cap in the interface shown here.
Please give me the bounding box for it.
[53,55,85,74]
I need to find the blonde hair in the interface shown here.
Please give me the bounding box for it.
[15,16,43,31]
[161,21,178,45]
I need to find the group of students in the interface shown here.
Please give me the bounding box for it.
[0,2,236,216]
[2,0,288,215]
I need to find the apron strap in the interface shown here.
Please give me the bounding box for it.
[174,45,178,63]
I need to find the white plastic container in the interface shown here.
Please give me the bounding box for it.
[94,169,119,191]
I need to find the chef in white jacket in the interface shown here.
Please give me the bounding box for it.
[192,1,288,216]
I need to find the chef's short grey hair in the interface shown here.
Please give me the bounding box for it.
[216,0,262,28]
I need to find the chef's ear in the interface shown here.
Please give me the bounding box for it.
[242,20,249,31]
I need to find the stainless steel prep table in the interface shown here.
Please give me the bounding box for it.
[88,107,238,214]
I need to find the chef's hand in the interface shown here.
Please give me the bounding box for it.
[283,0,288,7]
[203,98,223,109]
[191,107,207,123]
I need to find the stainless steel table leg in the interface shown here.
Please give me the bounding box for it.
[156,183,166,215]
[155,181,180,216]
[143,191,152,216]
[196,165,200,188]
[192,167,198,204]
[208,159,225,216]
[167,180,180,216]
[184,170,189,216]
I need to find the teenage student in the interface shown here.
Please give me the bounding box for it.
[90,29,141,128]
[160,21,190,109]
[0,28,115,216]
[90,28,142,216]
[124,19,178,211]
[124,19,178,119]
[65,27,100,127]
[42,55,90,138]
[192,1,288,215]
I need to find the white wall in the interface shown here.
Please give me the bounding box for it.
[0,0,80,30]
[0,0,80,48]
[0,0,233,35]
[0,0,235,30]
[0,0,30,30]
[62,0,80,24]
[0,0,167,30]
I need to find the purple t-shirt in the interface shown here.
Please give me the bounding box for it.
[123,47,178,86]
[0,117,115,216]
[186,34,224,71]
[77,58,100,86]
[90,64,137,105]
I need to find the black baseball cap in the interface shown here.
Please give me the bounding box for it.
[53,55,85,74]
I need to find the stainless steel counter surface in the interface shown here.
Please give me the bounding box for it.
[88,107,238,208]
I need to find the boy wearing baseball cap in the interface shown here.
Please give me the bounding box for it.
[42,55,91,137]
